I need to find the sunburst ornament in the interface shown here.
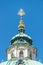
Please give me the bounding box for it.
[18,9,25,17]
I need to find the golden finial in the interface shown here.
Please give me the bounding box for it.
[18,19,25,28]
[18,9,25,28]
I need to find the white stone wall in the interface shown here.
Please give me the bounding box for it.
[7,53,11,60]
[7,46,36,60]
[17,50,20,58]
[7,47,17,60]
[24,49,27,57]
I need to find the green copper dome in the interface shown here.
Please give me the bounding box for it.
[11,33,32,45]
[0,60,42,65]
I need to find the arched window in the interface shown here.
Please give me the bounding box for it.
[11,52,14,58]
[19,51,24,58]
[30,53,32,60]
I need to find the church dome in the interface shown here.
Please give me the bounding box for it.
[0,60,42,65]
[1,9,42,65]
[11,33,32,45]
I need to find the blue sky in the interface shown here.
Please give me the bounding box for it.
[0,0,43,63]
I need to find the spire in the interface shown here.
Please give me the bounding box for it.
[18,9,25,29]
[18,9,25,33]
